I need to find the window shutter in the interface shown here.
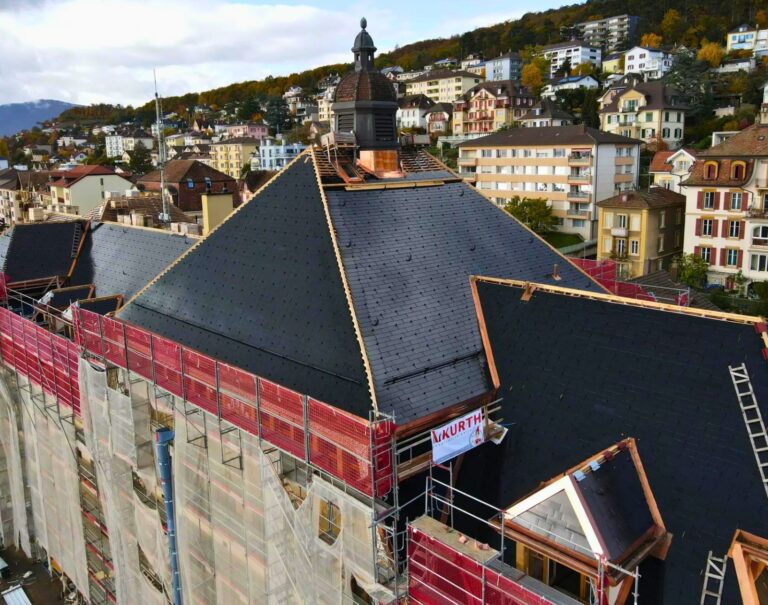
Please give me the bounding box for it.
[694,245,700,257]
[697,191,703,209]
[724,192,730,209]
[720,248,727,266]
[695,218,701,236]
[742,194,748,211]
[739,220,745,239]
[737,249,744,267]
[721,220,728,238]
[713,192,720,210]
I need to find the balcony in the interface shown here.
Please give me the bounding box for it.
[566,191,590,201]
[566,209,591,218]
[746,207,768,219]
[611,227,628,237]
[567,172,592,183]
[457,157,477,166]
[568,153,592,166]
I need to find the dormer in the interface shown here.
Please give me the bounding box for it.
[731,160,747,181]
[704,161,719,180]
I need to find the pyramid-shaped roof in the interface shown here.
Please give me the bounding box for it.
[119,150,600,424]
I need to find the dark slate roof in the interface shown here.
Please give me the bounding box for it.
[457,125,639,148]
[326,177,600,422]
[460,280,768,604]
[629,271,720,311]
[69,223,196,300]
[3,222,85,282]
[119,156,371,416]
[78,296,122,315]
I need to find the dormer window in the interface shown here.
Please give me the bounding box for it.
[731,161,746,181]
[704,161,719,180]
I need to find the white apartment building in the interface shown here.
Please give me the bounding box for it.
[624,46,673,80]
[456,125,640,240]
[682,95,768,288]
[397,95,435,130]
[540,41,602,78]
[484,52,522,82]
[574,14,639,52]
[105,131,154,158]
[251,137,306,171]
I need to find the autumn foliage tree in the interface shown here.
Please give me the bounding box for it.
[697,41,725,68]
[521,63,545,95]
[640,32,663,49]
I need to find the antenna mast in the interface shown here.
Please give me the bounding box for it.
[154,70,170,224]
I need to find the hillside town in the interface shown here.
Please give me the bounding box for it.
[0,5,766,605]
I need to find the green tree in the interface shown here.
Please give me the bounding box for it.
[555,58,572,77]
[503,196,556,233]
[664,49,713,121]
[238,97,263,122]
[676,253,709,288]
[128,141,153,174]
[264,97,292,134]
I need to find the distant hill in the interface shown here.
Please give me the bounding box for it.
[0,100,78,136]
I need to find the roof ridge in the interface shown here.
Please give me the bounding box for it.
[311,147,380,416]
[120,150,309,312]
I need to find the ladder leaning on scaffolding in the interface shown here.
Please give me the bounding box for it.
[699,551,727,604]
[728,363,768,499]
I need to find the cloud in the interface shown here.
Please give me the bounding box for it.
[0,0,372,105]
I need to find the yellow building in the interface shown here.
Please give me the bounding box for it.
[602,52,623,74]
[599,81,686,149]
[452,81,536,136]
[210,137,260,178]
[404,70,483,103]
[596,187,685,278]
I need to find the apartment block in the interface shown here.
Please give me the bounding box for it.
[726,24,768,56]
[541,40,602,78]
[484,52,522,82]
[573,14,639,52]
[452,81,536,136]
[210,136,260,178]
[596,188,686,278]
[682,99,768,288]
[404,69,483,103]
[624,46,673,80]
[599,81,686,148]
[457,125,640,240]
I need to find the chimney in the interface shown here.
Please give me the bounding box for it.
[201,191,235,236]
[621,193,629,202]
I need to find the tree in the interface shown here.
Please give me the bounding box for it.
[264,97,292,134]
[697,41,724,68]
[503,196,556,233]
[573,62,595,77]
[676,253,709,288]
[521,63,545,95]
[665,48,714,121]
[237,97,263,122]
[0,139,9,160]
[757,9,768,29]
[660,9,686,44]
[128,141,153,174]
[555,57,572,77]
[640,33,663,49]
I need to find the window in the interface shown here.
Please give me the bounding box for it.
[751,253,768,272]
[732,162,746,180]
[657,235,665,253]
[731,192,743,210]
[729,220,741,238]
[700,247,712,263]
[481,149,493,158]
[659,211,666,228]
[753,225,768,243]
[702,218,713,236]
[674,128,682,139]
[704,162,718,180]
[615,238,627,255]
[703,191,715,209]
[318,499,341,545]
[662,128,670,138]
[187,178,194,189]
[676,208,682,224]
[644,112,652,122]
[630,240,639,255]
[616,214,628,228]
[726,249,739,266]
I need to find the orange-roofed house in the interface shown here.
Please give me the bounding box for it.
[649,148,697,193]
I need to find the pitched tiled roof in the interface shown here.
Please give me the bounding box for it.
[464,279,768,604]
[596,187,685,209]
[683,158,754,187]
[334,70,397,103]
[398,94,435,110]
[520,99,574,122]
[649,151,675,173]
[600,81,687,113]
[138,160,234,185]
[84,195,189,224]
[49,165,122,189]
[463,79,532,100]
[425,102,453,116]
[457,125,640,147]
[697,123,768,158]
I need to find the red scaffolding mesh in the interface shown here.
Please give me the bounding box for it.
[73,308,394,498]
[408,525,556,605]
[0,306,80,414]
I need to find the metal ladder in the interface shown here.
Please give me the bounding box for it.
[71,222,83,258]
[700,551,727,604]
[729,363,768,499]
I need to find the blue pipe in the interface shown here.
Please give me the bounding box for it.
[155,427,182,605]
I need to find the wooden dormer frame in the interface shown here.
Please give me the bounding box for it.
[728,529,768,605]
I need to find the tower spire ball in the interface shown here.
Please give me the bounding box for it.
[361,17,367,29]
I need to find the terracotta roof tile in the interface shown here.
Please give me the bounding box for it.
[649,151,675,173]
[596,187,686,209]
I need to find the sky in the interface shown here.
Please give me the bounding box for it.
[0,0,564,107]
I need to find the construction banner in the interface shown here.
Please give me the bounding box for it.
[430,408,485,464]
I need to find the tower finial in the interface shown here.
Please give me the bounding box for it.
[361,17,367,30]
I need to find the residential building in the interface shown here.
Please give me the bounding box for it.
[397,95,435,130]
[137,159,238,214]
[540,75,600,99]
[649,148,698,192]
[452,81,536,136]
[519,99,575,128]
[253,137,306,171]
[596,187,686,277]
[599,81,687,148]
[484,52,522,82]
[573,14,639,52]
[427,57,458,70]
[602,51,624,74]
[681,95,768,288]
[624,46,674,80]
[424,102,453,134]
[540,40,601,78]
[715,57,757,74]
[725,24,768,55]
[460,53,485,71]
[316,86,336,123]
[105,130,154,158]
[215,123,268,139]
[49,165,133,216]
[0,169,51,225]
[210,136,260,178]
[457,125,640,239]
[380,65,403,79]
[57,136,87,148]
[404,70,484,103]
[283,86,317,123]
[0,19,765,605]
